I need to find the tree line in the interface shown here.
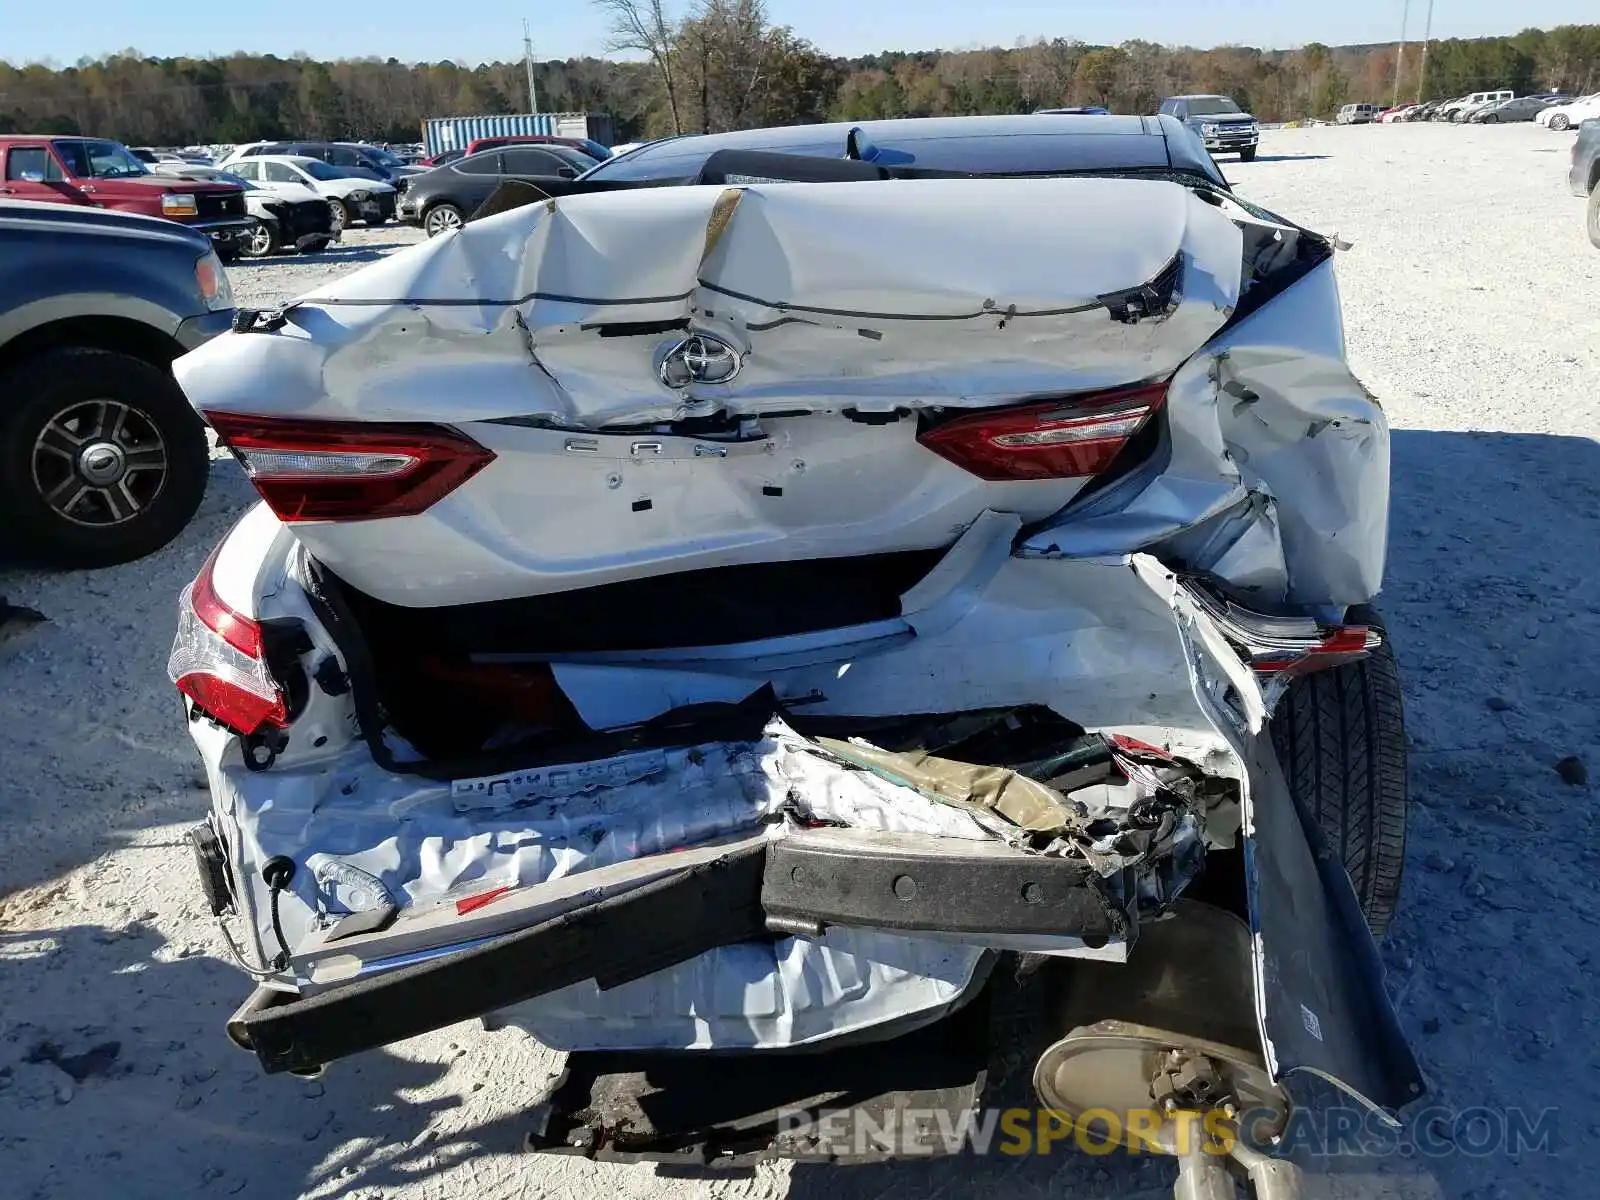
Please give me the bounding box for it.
[1,3,1596,147]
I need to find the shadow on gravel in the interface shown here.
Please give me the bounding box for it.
[0,922,534,1200]
[1237,153,1333,162]
[1,431,1596,1200]
[226,241,409,268]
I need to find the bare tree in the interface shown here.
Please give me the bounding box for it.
[593,0,684,134]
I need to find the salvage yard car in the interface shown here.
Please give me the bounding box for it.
[1572,117,1600,248]
[220,156,395,233]
[1,199,229,564]
[154,164,335,258]
[170,114,1419,1196]
[0,135,253,261]
[398,145,593,235]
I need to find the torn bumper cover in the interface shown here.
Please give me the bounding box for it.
[231,827,1119,1076]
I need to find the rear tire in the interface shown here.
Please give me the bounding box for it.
[1587,186,1600,250]
[1269,606,1408,939]
[0,349,208,567]
[1239,145,1257,162]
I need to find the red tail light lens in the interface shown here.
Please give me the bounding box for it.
[168,541,288,735]
[918,382,1168,481]
[204,412,495,522]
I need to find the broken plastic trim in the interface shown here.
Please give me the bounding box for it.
[1184,583,1379,677]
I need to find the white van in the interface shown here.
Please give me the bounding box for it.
[1336,104,1381,124]
[1453,91,1514,121]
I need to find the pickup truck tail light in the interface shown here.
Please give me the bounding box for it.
[918,382,1167,481]
[168,542,288,735]
[204,412,495,522]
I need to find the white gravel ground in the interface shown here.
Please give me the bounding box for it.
[2,122,1597,1200]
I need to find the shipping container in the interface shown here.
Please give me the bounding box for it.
[422,113,616,158]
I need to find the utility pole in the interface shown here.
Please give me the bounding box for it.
[1392,0,1410,107]
[1415,0,1435,104]
[524,18,540,115]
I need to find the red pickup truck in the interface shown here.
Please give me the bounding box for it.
[0,135,254,260]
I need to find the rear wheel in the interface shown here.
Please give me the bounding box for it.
[424,203,463,237]
[1238,145,1257,162]
[1587,186,1600,250]
[0,349,209,567]
[1269,606,1408,938]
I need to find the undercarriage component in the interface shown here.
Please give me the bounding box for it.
[1032,901,1291,1133]
[523,983,996,1166]
[760,829,1114,944]
[228,832,1121,1076]
[1032,902,1305,1200]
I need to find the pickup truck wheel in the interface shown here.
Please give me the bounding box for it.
[327,199,350,233]
[1269,606,1408,939]
[0,349,208,567]
[241,219,278,258]
[424,204,464,237]
[1587,185,1600,250]
[1239,145,1257,161]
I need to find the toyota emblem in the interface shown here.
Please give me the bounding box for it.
[658,333,743,389]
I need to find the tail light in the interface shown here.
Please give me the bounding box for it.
[168,541,288,735]
[1186,585,1380,680]
[918,381,1167,481]
[204,412,495,522]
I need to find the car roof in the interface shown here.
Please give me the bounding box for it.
[244,155,323,167]
[586,114,1223,186]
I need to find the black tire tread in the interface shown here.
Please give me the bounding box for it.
[0,347,208,567]
[1270,609,1408,938]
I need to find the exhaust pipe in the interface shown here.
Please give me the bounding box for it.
[1031,901,1306,1200]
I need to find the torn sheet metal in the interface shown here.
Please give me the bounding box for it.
[1020,259,1388,606]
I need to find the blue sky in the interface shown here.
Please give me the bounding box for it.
[3,0,1593,66]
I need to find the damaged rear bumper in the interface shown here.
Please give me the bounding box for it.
[229,828,1119,1076]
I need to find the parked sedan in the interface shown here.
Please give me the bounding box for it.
[155,164,335,257]
[1541,93,1600,130]
[174,123,1420,1180]
[398,145,590,236]
[1470,96,1560,123]
[223,156,396,232]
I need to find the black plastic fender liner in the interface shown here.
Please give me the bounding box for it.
[1242,729,1425,1116]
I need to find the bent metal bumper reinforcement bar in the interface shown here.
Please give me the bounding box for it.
[228,830,1115,1076]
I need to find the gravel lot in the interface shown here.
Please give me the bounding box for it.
[2,122,1597,1200]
